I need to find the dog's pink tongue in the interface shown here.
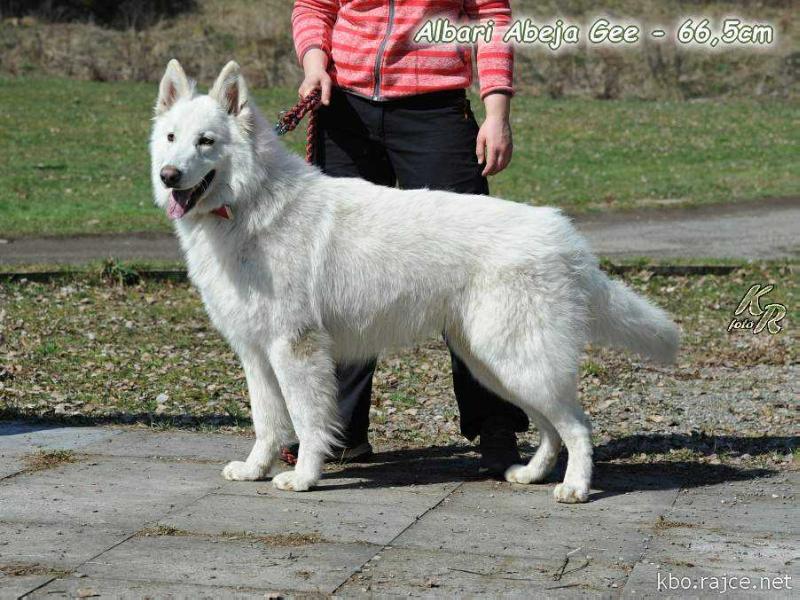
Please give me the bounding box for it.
[167,190,189,220]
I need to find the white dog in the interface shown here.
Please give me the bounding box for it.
[150,60,679,503]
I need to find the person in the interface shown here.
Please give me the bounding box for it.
[282,0,529,475]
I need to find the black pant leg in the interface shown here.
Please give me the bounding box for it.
[383,92,530,441]
[334,360,378,445]
[315,90,395,184]
[315,91,395,442]
[448,349,529,439]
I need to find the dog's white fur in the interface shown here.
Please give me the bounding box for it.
[150,61,679,503]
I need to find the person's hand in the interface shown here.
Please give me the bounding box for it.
[476,93,513,176]
[299,48,332,105]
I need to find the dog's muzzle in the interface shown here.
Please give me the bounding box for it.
[167,170,216,220]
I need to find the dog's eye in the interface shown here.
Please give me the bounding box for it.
[167,133,175,142]
[198,136,215,146]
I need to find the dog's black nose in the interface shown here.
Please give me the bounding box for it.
[160,166,182,188]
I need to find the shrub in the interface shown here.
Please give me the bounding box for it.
[0,0,196,30]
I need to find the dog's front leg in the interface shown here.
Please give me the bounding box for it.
[222,347,291,481]
[268,331,340,492]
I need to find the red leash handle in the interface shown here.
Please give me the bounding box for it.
[275,89,322,164]
[305,101,318,164]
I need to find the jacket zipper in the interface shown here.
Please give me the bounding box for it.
[372,0,395,101]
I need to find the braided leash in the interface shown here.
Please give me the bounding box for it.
[207,91,322,222]
[274,89,322,164]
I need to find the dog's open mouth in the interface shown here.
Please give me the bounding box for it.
[167,170,216,220]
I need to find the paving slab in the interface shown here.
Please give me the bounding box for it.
[621,471,800,599]
[222,472,462,508]
[390,501,652,565]
[444,475,681,518]
[160,488,446,546]
[642,527,798,576]
[0,423,119,456]
[390,477,678,564]
[335,545,622,598]
[0,521,129,570]
[0,456,27,481]
[0,574,54,599]
[77,535,377,594]
[0,456,222,528]
[664,504,799,536]
[622,562,796,599]
[28,576,271,599]
[0,426,796,597]
[80,429,252,462]
[671,472,797,510]
[322,450,477,486]
[658,473,798,536]
[0,423,120,482]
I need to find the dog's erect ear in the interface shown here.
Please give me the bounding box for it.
[210,61,249,117]
[156,59,191,115]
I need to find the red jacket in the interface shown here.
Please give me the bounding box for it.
[292,0,514,101]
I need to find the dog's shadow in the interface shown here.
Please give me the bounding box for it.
[322,433,796,500]
[4,411,792,501]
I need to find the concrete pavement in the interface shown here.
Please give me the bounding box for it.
[1,199,797,265]
[0,423,796,598]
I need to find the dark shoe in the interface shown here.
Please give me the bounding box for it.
[478,426,522,476]
[279,441,373,466]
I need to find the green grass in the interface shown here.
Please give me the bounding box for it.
[0,76,797,237]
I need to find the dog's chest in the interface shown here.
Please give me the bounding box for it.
[184,244,265,338]
[179,223,317,347]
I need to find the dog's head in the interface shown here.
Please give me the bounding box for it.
[150,60,253,221]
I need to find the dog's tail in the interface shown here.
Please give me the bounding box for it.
[587,268,680,364]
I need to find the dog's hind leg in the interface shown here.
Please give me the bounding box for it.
[502,371,591,503]
[505,409,562,484]
[268,330,341,492]
[447,349,564,487]
[536,387,592,503]
[444,340,564,486]
[223,347,292,481]
[457,294,593,502]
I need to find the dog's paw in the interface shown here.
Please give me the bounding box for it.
[505,463,550,484]
[272,469,314,492]
[222,461,267,481]
[553,482,589,504]
[504,464,534,484]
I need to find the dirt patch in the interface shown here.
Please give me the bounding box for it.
[0,563,70,577]
[291,328,326,359]
[136,525,192,537]
[222,531,325,547]
[136,525,325,547]
[23,449,79,472]
[654,516,692,531]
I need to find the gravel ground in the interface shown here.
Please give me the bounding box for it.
[1,263,796,472]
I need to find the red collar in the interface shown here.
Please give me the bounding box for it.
[211,205,233,219]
